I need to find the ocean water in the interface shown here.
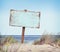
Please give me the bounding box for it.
[1,35,60,43]
[1,35,41,43]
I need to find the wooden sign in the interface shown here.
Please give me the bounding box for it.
[9,9,40,28]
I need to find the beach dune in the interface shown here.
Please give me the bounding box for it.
[3,43,60,52]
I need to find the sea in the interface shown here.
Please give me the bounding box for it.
[1,35,42,43]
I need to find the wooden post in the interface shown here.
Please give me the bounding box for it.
[21,27,25,43]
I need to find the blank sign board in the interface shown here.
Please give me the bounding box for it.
[9,9,40,28]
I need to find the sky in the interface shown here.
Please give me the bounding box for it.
[0,0,60,35]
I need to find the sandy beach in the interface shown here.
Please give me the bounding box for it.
[2,43,60,52]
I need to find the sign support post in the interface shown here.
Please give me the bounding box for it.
[21,27,25,43]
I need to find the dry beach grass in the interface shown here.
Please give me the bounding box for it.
[2,43,60,52]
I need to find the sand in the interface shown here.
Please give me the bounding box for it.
[2,43,60,52]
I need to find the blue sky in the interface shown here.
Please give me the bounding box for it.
[0,0,60,35]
